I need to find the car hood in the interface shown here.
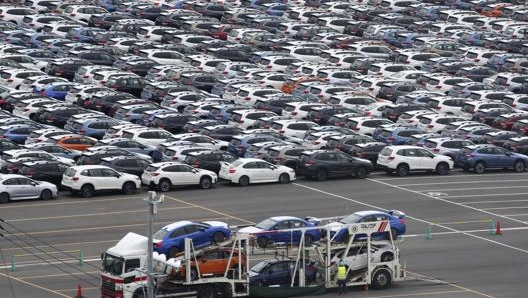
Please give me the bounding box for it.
[203,221,228,228]
[248,270,259,278]
[326,221,344,232]
[238,226,264,234]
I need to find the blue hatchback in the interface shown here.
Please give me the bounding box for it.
[455,144,528,173]
[153,220,232,258]
[238,216,321,248]
[36,82,76,101]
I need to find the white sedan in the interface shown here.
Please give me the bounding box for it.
[219,158,296,186]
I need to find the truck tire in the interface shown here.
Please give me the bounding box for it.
[371,268,392,290]
[197,285,217,298]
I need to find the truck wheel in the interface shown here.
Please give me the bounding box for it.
[197,285,217,298]
[371,268,392,290]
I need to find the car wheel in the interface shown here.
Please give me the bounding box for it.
[355,167,368,179]
[257,237,270,248]
[0,192,9,204]
[122,182,136,195]
[80,185,94,198]
[199,176,212,189]
[435,162,449,175]
[238,176,250,187]
[168,246,180,258]
[212,231,225,244]
[159,179,171,192]
[315,169,328,181]
[40,189,52,200]
[513,160,526,172]
[396,164,409,177]
[474,161,486,174]
[197,285,217,298]
[278,173,290,184]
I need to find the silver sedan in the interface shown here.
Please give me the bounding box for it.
[0,174,58,203]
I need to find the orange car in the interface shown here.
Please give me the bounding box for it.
[480,3,512,17]
[54,134,97,151]
[280,77,326,94]
[177,248,247,280]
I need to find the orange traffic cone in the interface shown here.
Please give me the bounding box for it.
[75,284,84,298]
[495,221,503,235]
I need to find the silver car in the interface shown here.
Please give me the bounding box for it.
[0,174,58,203]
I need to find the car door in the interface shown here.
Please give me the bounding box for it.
[336,152,355,175]
[416,148,437,169]
[491,147,514,167]
[100,168,122,189]
[241,161,262,182]
[17,177,39,199]
[288,219,307,244]
[185,224,210,248]
[270,219,291,244]
[175,164,198,185]
[198,250,224,275]
[256,161,277,182]
[266,261,291,285]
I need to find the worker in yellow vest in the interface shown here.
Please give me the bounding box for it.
[337,260,347,295]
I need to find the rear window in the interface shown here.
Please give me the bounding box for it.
[64,167,76,177]
[379,147,392,156]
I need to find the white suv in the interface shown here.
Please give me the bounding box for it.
[377,145,454,177]
[141,162,217,191]
[61,165,141,197]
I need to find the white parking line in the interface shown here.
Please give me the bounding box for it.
[396,179,528,187]
[503,214,528,217]
[459,199,528,204]
[293,182,528,254]
[482,207,528,210]
[374,173,528,181]
[420,185,528,192]
[446,193,528,198]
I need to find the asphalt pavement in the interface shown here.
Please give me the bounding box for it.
[0,170,527,298]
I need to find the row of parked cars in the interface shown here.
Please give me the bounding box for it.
[0,0,527,202]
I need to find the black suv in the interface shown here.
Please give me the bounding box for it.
[296,150,373,181]
[183,150,237,174]
[346,142,387,167]
[100,155,152,176]
[44,58,92,81]
[18,160,70,187]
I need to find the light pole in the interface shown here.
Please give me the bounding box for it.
[145,191,164,298]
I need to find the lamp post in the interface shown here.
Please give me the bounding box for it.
[145,191,164,298]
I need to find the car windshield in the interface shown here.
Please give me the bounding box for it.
[255,218,278,230]
[250,260,270,273]
[339,214,362,224]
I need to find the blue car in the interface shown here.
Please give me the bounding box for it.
[36,82,76,101]
[67,27,107,43]
[374,126,425,145]
[0,124,42,144]
[228,134,280,157]
[153,220,231,257]
[249,259,317,286]
[455,144,528,173]
[238,216,321,248]
[328,210,406,242]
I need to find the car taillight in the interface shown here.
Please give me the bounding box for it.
[228,168,236,173]
[427,124,434,129]
[151,172,160,176]
[171,156,179,160]
[304,160,315,167]
[26,171,35,178]
[387,137,395,143]
[153,241,162,248]
[388,156,395,160]
[432,148,440,152]
[72,177,80,181]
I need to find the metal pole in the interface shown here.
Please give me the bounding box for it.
[146,191,156,298]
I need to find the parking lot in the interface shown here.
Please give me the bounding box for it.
[1,170,527,298]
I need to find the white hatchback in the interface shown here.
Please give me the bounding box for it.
[377,145,454,177]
